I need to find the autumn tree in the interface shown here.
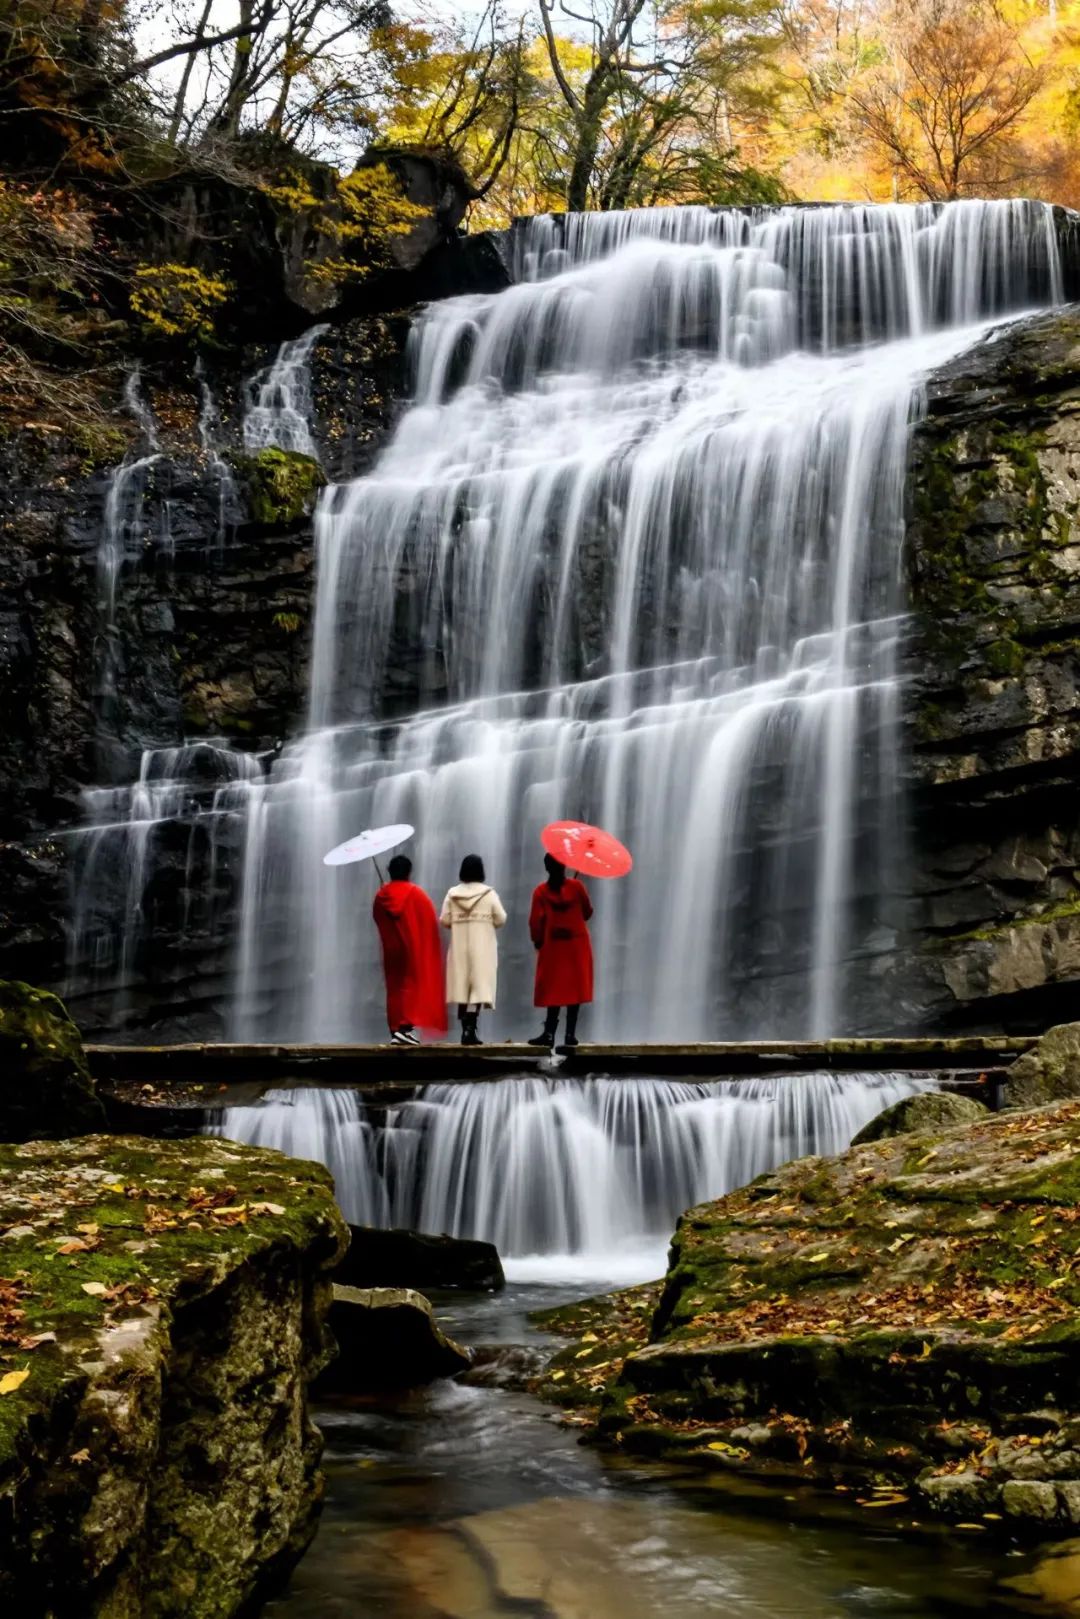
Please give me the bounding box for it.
[844,0,1049,198]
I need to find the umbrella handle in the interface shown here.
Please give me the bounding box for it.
[373,856,386,885]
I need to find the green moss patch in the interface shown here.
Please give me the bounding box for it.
[236,447,326,527]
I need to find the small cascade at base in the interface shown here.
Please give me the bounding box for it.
[212,1071,931,1281]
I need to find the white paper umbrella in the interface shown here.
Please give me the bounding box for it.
[323,824,414,867]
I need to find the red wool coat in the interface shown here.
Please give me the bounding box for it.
[529,878,594,1007]
[372,880,447,1036]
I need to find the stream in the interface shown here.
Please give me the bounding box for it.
[266,1280,1065,1619]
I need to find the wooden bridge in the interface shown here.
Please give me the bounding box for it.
[88,1035,1034,1087]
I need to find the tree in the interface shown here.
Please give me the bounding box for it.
[844,0,1048,198]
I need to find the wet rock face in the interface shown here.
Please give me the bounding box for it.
[0,312,413,1036]
[537,1099,1080,1535]
[0,979,104,1141]
[895,306,1080,1031]
[0,1133,347,1617]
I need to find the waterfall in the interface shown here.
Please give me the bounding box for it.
[212,1070,932,1280]
[242,325,327,457]
[231,199,1063,1043]
[97,368,162,689]
[65,200,1066,1039]
[64,743,263,1022]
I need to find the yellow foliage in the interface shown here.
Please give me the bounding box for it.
[261,161,425,284]
[130,264,232,342]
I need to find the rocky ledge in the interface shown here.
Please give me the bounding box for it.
[536,1097,1080,1535]
[0,1133,347,1617]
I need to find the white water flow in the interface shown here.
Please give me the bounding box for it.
[242,324,327,456]
[98,368,162,654]
[213,1070,932,1280]
[232,199,1062,1043]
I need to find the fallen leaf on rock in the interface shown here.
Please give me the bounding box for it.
[21,1331,56,1349]
[76,1223,99,1236]
[70,1449,91,1465]
[806,1252,830,1263]
[0,1366,29,1394]
[250,1202,285,1217]
[81,1282,108,1297]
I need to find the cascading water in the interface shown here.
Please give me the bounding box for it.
[229,199,1064,1043]
[213,1070,932,1280]
[242,325,327,456]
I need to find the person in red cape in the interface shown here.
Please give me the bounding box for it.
[372,854,447,1045]
[527,853,594,1049]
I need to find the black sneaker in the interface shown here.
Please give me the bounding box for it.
[392,1029,420,1046]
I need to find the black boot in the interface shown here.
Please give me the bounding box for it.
[528,1009,559,1048]
[559,1005,580,1051]
[461,1011,482,1046]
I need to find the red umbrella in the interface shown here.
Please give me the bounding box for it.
[541,820,633,879]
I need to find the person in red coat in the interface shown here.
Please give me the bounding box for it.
[372,854,447,1045]
[527,854,593,1049]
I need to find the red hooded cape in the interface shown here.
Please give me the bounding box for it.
[372,880,447,1037]
[529,878,594,1007]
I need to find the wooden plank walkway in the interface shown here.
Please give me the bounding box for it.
[87,1035,1035,1086]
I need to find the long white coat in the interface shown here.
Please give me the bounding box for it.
[439,883,507,1007]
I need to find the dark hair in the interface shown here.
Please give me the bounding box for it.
[388,853,412,881]
[459,853,485,884]
[544,852,566,891]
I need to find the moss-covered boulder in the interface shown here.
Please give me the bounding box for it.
[0,1133,347,1617]
[0,980,104,1142]
[1002,1022,1080,1110]
[850,1089,987,1144]
[238,446,326,527]
[541,1101,1080,1535]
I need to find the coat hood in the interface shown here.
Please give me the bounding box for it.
[446,882,492,914]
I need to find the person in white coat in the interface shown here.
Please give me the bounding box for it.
[440,854,507,1046]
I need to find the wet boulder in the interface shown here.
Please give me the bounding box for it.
[0,979,104,1142]
[320,1285,471,1390]
[336,1225,505,1292]
[851,1089,987,1144]
[1002,1022,1080,1110]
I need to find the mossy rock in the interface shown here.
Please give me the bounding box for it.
[538,1100,1080,1535]
[1003,1023,1080,1110]
[0,1133,347,1617]
[851,1089,987,1145]
[0,980,104,1143]
[237,447,326,527]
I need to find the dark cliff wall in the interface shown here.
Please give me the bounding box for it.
[896,306,1080,1029]
[0,310,456,1033]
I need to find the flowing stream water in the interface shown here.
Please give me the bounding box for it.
[212,1075,1062,1618]
[67,199,1064,1040]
